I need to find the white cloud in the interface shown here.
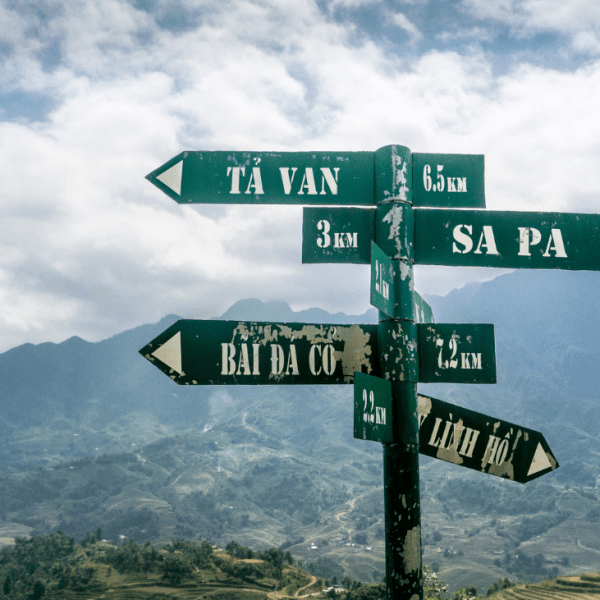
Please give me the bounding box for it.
[462,0,600,49]
[388,12,422,41]
[1,0,600,351]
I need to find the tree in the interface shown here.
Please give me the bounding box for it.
[30,581,45,600]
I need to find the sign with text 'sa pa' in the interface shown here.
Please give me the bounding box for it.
[139,319,377,385]
[418,394,559,483]
[353,372,393,443]
[415,208,600,271]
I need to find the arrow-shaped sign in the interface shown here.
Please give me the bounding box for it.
[353,373,559,483]
[141,320,492,385]
[417,393,559,484]
[147,149,486,207]
[140,319,378,385]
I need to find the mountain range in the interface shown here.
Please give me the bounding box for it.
[0,269,600,593]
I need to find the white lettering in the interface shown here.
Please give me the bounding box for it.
[317,220,331,248]
[226,166,245,194]
[236,344,251,376]
[543,228,568,258]
[319,167,340,195]
[474,226,499,255]
[518,227,542,256]
[298,168,317,195]
[322,344,336,376]
[245,167,264,194]
[279,167,298,194]
[285,344,299,375]
[452,224,473,254]
[221,343,236,375]
[252,343,260,375]
[458,427,480,458]
[456,177,467,192]
[309,345,322,376]
[270,344,284,375]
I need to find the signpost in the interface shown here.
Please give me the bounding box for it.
[418,323,496,384]
[415,208,600,271]
[139,319,377,385]
[142,143,578,600]
[416,393,558,484]
[147,148,485,207]
[354,372,393,443]
[141,320,496,385]
[371,242,395,317]
[352,377,558,484]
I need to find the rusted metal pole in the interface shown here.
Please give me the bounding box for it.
[375,145,423,599]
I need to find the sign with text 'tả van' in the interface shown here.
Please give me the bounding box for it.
[415,208,600,271]
[147,148,485,207]
[139,319,377,385]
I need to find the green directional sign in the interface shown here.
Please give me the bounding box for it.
[418,323,496,384]
[371,242,395,317]
[147,147,486,207]
[139,319,377,385]
[353,372,393,443]
[417,394,559,483]
[412,153,485,208]
[147,151,374,205]
[415,208,600,271]
[414,291,434,324]
[302,207,375,263]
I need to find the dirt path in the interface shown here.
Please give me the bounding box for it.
[295,575,320,597]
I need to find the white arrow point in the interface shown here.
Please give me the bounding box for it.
[156,160,183,195]
[527,442,552,476]
[152,331,183,375]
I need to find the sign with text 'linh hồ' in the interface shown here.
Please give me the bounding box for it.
[417,394,558,484]
[352,375,558,483]
[147,149,485,207]
[415,208,600,271]
[139,319,377,385]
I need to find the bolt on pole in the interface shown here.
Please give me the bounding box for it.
[375,145,423,600]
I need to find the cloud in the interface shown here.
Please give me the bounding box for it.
[462,0,600,52]
[387,11,422,42]
[1,0,600,351]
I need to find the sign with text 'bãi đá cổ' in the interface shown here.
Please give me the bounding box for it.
[139,319,377,385]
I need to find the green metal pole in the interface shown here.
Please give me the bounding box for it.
[374,145,423,600]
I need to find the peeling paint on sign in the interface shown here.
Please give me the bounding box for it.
[417,393,559,483]
[140,319,378,385]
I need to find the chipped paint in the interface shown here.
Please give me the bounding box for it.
[140,319,377,385]
[391,146,410,202]
[402,526,422,573]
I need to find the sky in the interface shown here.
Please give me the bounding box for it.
[2,0,600,352]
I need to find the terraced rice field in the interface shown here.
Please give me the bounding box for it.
[494,574,600,600]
